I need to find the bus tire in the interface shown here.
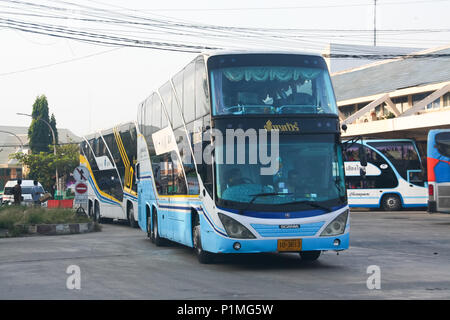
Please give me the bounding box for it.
[146,207,152,239]
[95,202,110,224]
[193,221,214,264]
[381,194,402,211]
[128,204,138,228]
[152,209,165,247]
[299,250,321,261]
[88,201,93,218]
[94,202,101,223]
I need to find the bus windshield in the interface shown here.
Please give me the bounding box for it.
[214,134,346,212]
[210,66,338,116]
[367,140,423,185]
[435,132,450,158]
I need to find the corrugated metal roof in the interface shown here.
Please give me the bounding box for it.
[327,43,423,74]
[331,47,450,102]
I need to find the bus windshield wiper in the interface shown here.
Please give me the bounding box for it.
[281,200,332,213]
[238,192,293,215]
[334,178,347,202]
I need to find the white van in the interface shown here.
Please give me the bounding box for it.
[2,180,46,206]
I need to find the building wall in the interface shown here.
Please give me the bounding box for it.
[0,167,22,191]
[339,91,450,124]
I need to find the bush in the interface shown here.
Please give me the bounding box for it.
[0,206,92,237]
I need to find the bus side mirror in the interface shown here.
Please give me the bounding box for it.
[360,167,366,178]
[359,145,368,167]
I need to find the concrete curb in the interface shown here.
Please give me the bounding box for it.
[23,222,95,236]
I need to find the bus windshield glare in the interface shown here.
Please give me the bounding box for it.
[210,66,338,116]
[214,134,346,211]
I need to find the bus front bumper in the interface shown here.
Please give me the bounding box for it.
[201,230,350,254]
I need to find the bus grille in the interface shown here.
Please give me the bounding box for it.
[251,221,325,238]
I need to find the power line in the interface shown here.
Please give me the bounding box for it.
[84,0,450,12]
[0,47,119,77]
[0,0,448,60]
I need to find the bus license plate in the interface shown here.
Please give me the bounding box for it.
[277,239,302,252]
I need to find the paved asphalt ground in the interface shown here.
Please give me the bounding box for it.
[0,210,449,299]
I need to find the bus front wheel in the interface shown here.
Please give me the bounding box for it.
[381,194,402,211]
[151,210,165,246]
[193,223,214,264]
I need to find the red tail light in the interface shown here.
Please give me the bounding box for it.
[428,184,434,196]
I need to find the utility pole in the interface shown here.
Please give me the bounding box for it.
[374,0,377,46]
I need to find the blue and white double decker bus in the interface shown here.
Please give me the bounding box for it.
[343,139,427,210]
[136,51,348,263]
[80,122,139,227]
[427,129,450,213]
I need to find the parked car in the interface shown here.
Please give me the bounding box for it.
[2,180,46,206]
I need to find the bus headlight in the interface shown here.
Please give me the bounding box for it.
[320,210,349,237]
[218,213,256,239]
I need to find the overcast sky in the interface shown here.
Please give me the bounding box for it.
[0,0,449,138]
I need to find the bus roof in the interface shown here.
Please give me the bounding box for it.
[83,121,137,141]
[203,49,323,59]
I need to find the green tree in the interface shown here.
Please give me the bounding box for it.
[10,143,79,193]
[50,113,58,145]
[28,95,55,154]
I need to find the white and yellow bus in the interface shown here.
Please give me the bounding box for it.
[80,122,139,227]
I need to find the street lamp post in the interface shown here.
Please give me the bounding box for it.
[16,112,59,197]
[0,130,24,150]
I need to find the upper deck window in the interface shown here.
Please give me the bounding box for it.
[210,65,337,116]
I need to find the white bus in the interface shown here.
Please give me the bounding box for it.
[343,139,427,210]
[80,122,139,227]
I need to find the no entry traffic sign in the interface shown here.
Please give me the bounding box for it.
[75,182,88,194]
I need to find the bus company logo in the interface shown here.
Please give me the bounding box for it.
[284,213,291,218]
[264,120,299,132]
[279,224,300,229]
[349,192,370,197]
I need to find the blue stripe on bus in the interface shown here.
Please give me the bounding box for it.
[403,196,428,199]
[155,203,227,234]
[198,207,227,234]
[216,204,347,219]
[124,193,138,201]
[348,197,379,199]
[158,204,192,211]
[88,177,121,206]
[201,211,228,237]
[349,204,426,208]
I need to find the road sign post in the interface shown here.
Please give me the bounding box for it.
[73,166,90,215]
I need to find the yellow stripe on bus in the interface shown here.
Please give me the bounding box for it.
[113,127,130,167]
[79,154,122,204]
